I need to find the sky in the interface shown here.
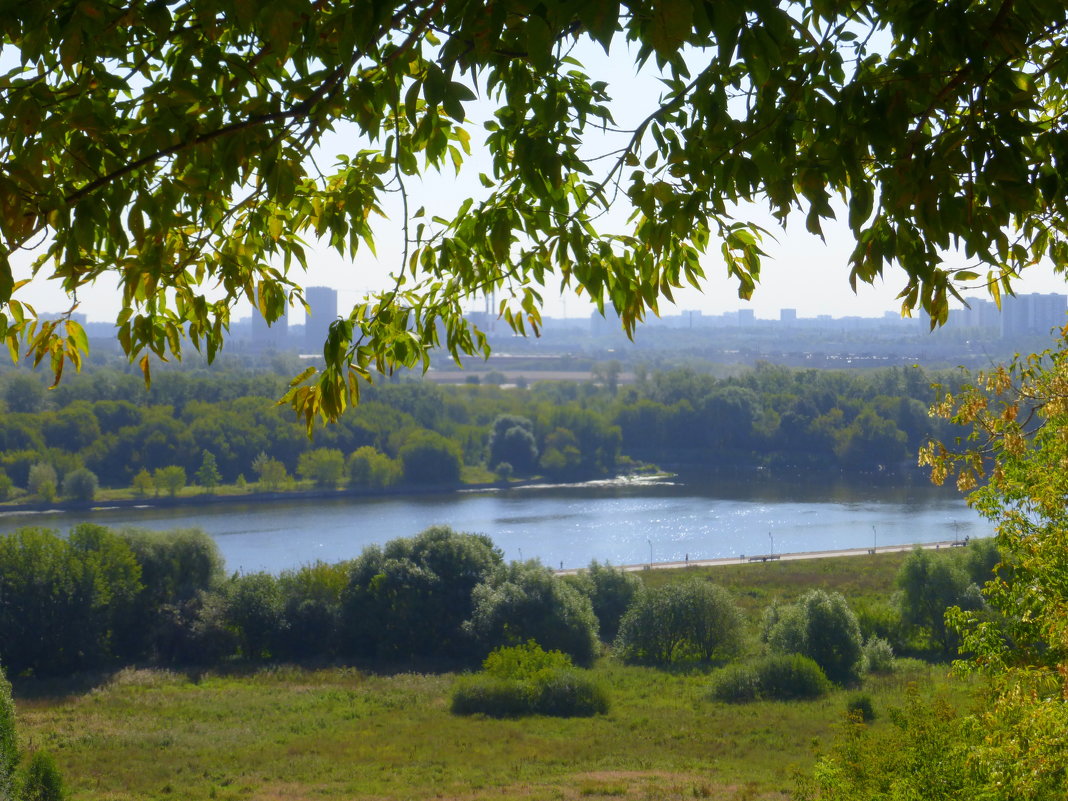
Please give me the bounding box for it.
[10,38,1068,325]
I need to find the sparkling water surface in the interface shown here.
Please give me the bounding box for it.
[0,472,988,573]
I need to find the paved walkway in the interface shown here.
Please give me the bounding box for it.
[555,539,968,575]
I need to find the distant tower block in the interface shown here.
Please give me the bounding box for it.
[305,286,339,352]
[252,297,289,351]
[462,289,498,333]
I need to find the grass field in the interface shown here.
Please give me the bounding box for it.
[13,551,977,801]
[637,550,914,613]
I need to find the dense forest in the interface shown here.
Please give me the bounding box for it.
[0,362,964,501]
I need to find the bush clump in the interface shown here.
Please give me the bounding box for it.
[450,675,534,718]
[464,561,600,666]
[846,693,876,722]
[450,641,608,718]
[861,636,896,674]
[710,654,832,703]
[762,590,863,684]
[615,580,744,665]
[707,663,762,703]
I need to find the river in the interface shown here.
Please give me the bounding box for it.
[0,471,990,573]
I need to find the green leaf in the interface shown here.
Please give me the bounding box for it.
[525,15,553,72]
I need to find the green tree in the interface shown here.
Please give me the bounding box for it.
[910,341,1068,797]
[487,416,539,476]
[27,463,57,501]
[3,2,1065,423]
[3,374,46,414]
[399,430,462,485]
[22,750,66,801]
[276,561,348,661]
[61,467,98,503]
[465,560,600,666]
[125,528,224,603]
[131,468,153,497]
[896,548,982,658]
[341,526,503,661]
[615,581,744,665]
[0,526,143,674]
[251,452,288,492]
[538,428,584,480]
[0,666,16,801]
[67,523,144,663]
[297,448,345,489]
[226,572,284,660]
[194,450,222,491]
[153,465,186,498]
[834,407,908,469]
[40,404,100,452]
[762,589,863,684]
[346,446,401,490]
[566,561,642,643]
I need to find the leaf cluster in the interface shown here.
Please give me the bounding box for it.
[1,0,1066,422]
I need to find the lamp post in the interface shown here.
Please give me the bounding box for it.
[872,525,877,554]
[647,539,653,566]
[769,531,774,557]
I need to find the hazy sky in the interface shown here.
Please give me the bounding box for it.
[11,39,1068,324]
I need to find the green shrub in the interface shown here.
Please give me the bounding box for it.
[465,560,599,666]
[341,526,503,661]
[862,636,896,674]
[451,670,608,718]
[566,561,642,642]
[27,463,57,500]
[483,640,572,681]
[62,467,99,503]
[533,670,609,716]
[708,663,762,703]
[846,693,876,722]
[853,599,906,651]
[226,572,284,660]
[0,666,16,801]
[615,580,744,665]
[755,654,832,700]
[22,750,66,801]
[450,675,534,718]
[451,642,608,718]
[762,590,863,684]
[710,654,831,703]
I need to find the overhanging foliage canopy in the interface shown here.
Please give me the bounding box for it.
[1,0,1066,422]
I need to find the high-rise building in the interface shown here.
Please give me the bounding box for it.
[953,297,1000,330]
[304,286,339,353]
[590,308,623,336]
[252,299,289,350]
[1001,293,1067,338]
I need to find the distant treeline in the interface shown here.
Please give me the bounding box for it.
[0,363,964,498]
[0,524,999,682]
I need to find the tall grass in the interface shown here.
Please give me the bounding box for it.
[15,660,974,801]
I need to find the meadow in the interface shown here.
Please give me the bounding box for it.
[13,552,977,801]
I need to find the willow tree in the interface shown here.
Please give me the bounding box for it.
[1,0,1066,424]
